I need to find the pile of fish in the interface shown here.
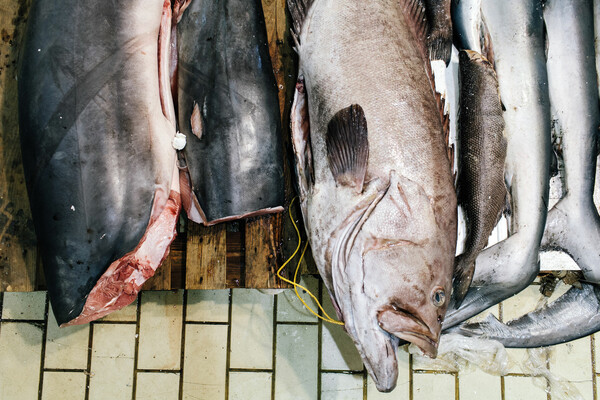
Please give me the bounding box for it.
[18,0,283,326]
[16,0,600,393]
[287,0,600,393]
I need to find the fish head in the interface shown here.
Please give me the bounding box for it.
[333,172,455,386]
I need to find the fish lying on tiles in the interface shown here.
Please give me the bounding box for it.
[451,49,506,307]
[18,0,180,326]
[176,0,284,225]
[443,0,551,330]
[288,0,457,392]
[454,0,600,347]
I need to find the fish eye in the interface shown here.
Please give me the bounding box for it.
[431,287,446,307]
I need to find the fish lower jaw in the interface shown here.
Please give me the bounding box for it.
[393,332,439,358]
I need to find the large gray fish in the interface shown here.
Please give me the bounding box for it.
[176,0,284,225]
[443,0,551,329]
[455,0,600,347]
[288,0,457,391]
[18,0,180,325]
[452,49,506,306]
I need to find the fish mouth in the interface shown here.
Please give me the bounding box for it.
[377,306,439,358]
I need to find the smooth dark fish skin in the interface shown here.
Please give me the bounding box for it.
[177,0,284,225]
[19,0,177,325]
[453,50,506,306]
[452,284,600,348]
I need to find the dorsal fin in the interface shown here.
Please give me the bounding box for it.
[287,0,315,40]
[326,104,369,193]
[400,0,453,172]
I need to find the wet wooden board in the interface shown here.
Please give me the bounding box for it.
[0,0,312,292]
[0,0,37,292]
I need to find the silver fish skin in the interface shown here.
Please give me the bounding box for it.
[452,284,600,347]
[289,0,457,391]
[452,49,506,307]
[443,0,551,329]
[451,0,482,53]
[456,0,600,347]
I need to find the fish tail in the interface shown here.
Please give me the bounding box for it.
[451,253,476,308]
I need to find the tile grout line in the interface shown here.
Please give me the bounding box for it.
[178,290,188,400]
[224,289,233,400]
[454,371,459,400]
[131,293,143,399]
[271,293,278,400]
[317,279,324,400]
[591,335,597,400]
[0,291,3,337]
[409,353,414,400]
[362,366,367,400]
[84,322,95,400]
[499,302,505,400]
[37,293,49,400]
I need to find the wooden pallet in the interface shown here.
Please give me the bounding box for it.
[0,0,317,292]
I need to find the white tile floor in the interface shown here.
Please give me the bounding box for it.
[0,280,597,400]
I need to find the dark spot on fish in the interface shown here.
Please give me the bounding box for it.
[86,229,93,235]
[206,37,212,41]
[1,29,11,43]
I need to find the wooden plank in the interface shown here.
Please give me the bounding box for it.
[0,0,38,292]
[143,256,172,291]
[245,213,283,288]
[226,222,245,288]
[185,222,227,289]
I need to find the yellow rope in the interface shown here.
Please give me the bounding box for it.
[276,198,344,326]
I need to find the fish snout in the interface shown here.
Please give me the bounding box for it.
[377,305,440,358]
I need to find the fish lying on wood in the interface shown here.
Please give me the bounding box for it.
[452,49,506,307]
[18,0,180,326]
[288,0,456,391]
[455,0,600,347]
[177,0,284,225]
[443,0,551,329]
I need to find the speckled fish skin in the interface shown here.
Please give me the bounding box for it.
[452,49,506,306]
[443,0,551,329]
[18,0,179,325]
[455,0,600,347]
[289,0,457,392]
[177,0,284,225]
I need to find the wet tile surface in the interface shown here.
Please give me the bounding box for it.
[1,282,598,400]
[135,372,180,400]
[138,291,183,370]
[2,291,46,320]
[230,289,274,369]
[42,371,86,400]
[88,324,136,400]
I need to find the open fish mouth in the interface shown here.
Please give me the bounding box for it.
[378,306,439,357]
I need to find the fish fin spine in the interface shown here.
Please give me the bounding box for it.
[287,0,315,42]
[326,104,369,193]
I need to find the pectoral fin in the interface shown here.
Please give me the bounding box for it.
[326,104,369,193]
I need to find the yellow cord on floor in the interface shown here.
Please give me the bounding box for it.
[276,198,344,326]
